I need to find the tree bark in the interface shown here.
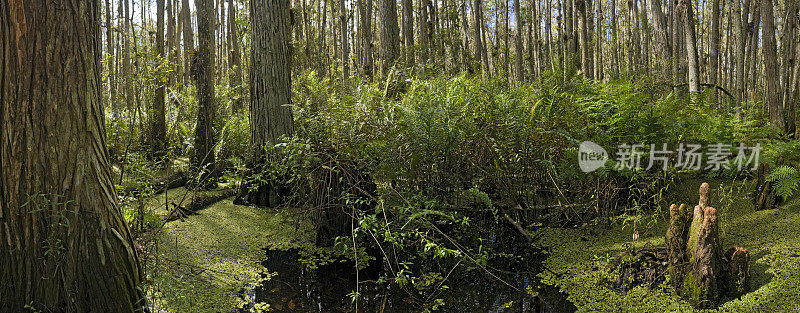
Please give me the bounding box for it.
[514,0,524,82]
[152,0,167,159]
[762,0,782,129]
[228,0,243,111]
[681,0,700,98]
[709,0,720,98]
[358,0,374,77]
[1,1,148,311]
[378,0,400,75]
[194,0,217,180]
[182,0,195,84]
[402,0,414,63]
[781,0,798,135]
[337,0,350,78]
[250,0,294,162]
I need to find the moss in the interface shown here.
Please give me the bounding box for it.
[538,179,800,312]
[144,188,314,313]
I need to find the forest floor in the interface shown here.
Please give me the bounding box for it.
[538,178,800,312]
[138,178,800,312]
[141,187,313,312]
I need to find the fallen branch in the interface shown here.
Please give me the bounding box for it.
[164,188,237,221]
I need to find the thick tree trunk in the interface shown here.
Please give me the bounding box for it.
[649,0,671,79]
[0,1,147,311]
[250,0,294,161]
[194,0,217,181]
[378,0,400,75]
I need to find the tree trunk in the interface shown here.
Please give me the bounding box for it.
[250,0,294,160]
[182,0,195,85]
[402,0,414,63]
[610,0,619,78]
[123,0,134,115]
[681,0,700,98]
[358,0,374,77]
[337,0,350,78]
[579,0,594,79]
[649,0,670,79]
[781,0,798,135]
[1,1,148,311]
[106,0,118,115]
[378,0,400,75]
[152,0,167,159]
[514,0,524,82]
[709,0,720,99]
[762,0,782,129]
[229,0,243,111]
[193,0,217,182]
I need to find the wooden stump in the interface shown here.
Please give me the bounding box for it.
[665,182,751,308]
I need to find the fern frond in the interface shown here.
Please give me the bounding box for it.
[766,166,800,200]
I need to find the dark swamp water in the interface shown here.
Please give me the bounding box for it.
[238,221,577,313]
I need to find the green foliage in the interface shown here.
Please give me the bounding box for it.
[766,166,800,200]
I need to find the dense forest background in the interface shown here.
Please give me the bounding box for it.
[4,0,800,311]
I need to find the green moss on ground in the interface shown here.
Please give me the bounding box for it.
[144,188,313,312]
[538,179,800,312]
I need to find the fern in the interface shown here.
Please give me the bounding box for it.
[766,166,800,200]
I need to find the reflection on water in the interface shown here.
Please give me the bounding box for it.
[241,225,576,312]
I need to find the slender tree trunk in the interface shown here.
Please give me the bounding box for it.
[338,0,350,77]
[194,0,217,180]
[358,0,374,77]
[473,0,486,76]
[229,0,243,111]
[595,0,603,80]
[402,0,414,63]
[514,0,524,82]
[1,1,148,311]
[152,0,167,159]
[709,0,720,99]
[182,0,195,84]
[761,0,782,129]
[123,0,134,115]
[734,0,749,108]
[781,0,797,134]
[681,0,699,97]
[579,0,594,79]
[610,0,619,78]
[106,0,118,114]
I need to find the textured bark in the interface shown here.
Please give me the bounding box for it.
[152,0,167,159]
[578,0,593,79]
[0,0,147,311]
[724,246,751,297]
[193,0,217,179]
[182,0,195,84]
[123,0,134,113]
[472,0,485,76]
[228,0,243,111]
[781,1,798,135]
[681,0,699,97]
[106,0,117,113]
[666,203,690,288]
[684,207,721,309]
[402,0,414,63]
[250,0,294,161]
[337,0,350,78]
[610,0,619,78]
[733,0,749,106]
[378,0,400,75]
[514,0,523,82]
[358,0,374,77]
[709,0,720,92]
[665,183,751,308]
[762,0,782,129]
[649,0,670,79]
